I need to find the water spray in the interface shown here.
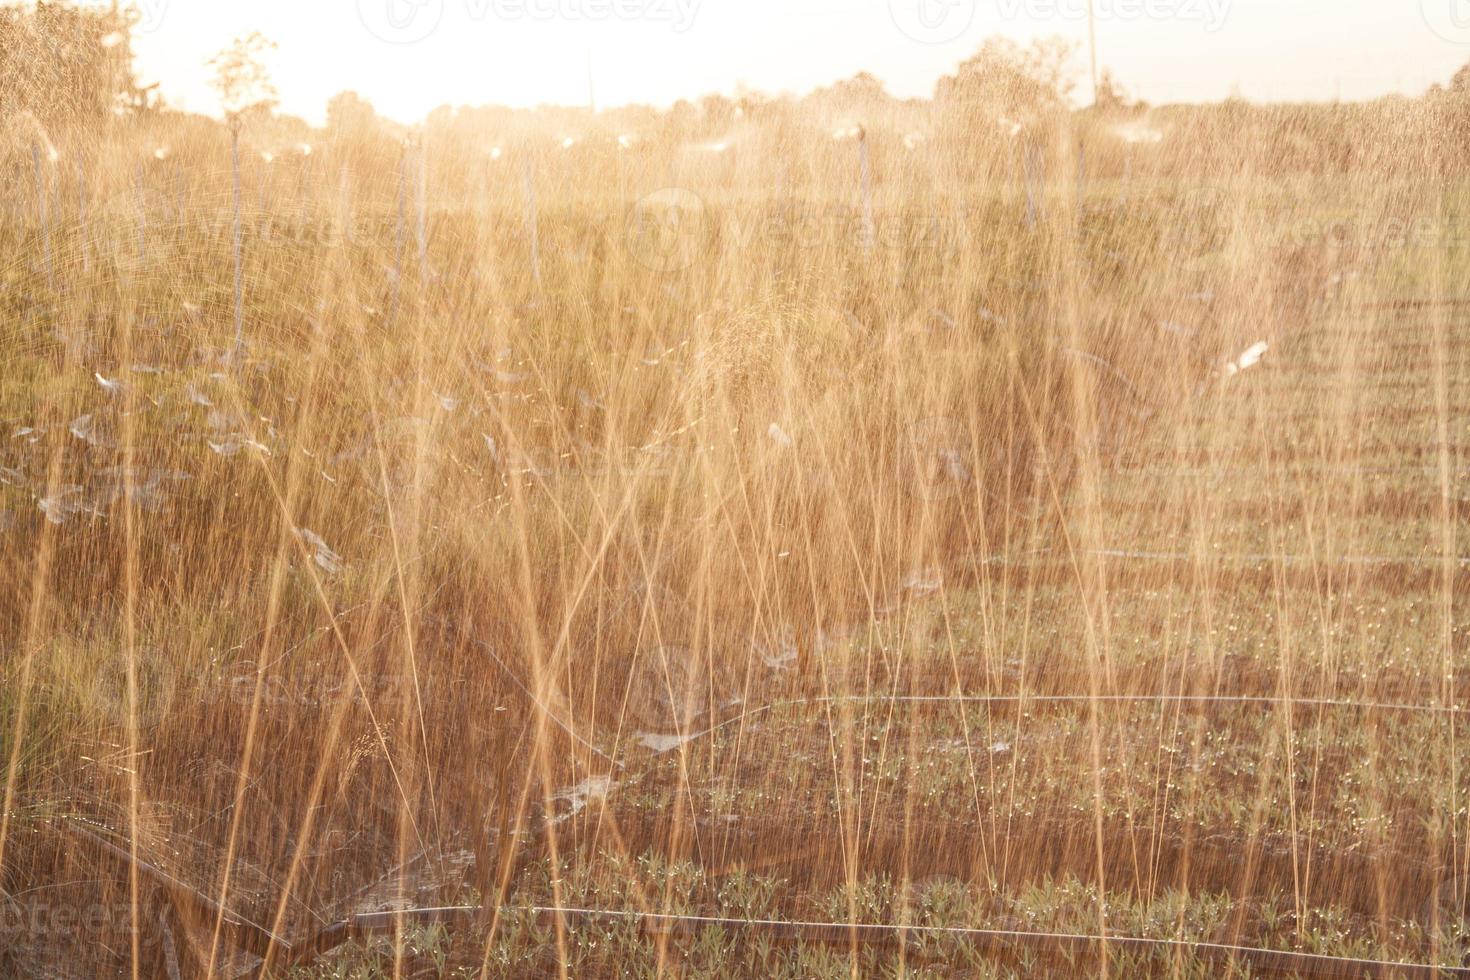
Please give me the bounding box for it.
[524,154,542,293]
[1023,141,1041,227]
[134,161,147,267]
[390,138,408,330]
[31,142,53,292]
[415,133,429,284]
[858,126,875,252]
[76,154,89,273]
[230,115,245,362]
[1076,139,1087,227]
[338,165,354,247]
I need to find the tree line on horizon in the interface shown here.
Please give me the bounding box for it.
[3,1,1467,195]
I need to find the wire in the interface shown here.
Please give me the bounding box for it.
[665,691,1470,752]
[283,904,1470,979]
[978,546,1470,570]
[442,620,616,765]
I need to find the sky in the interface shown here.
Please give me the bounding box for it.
[108,0,1470,125]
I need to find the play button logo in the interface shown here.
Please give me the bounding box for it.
[358,0,445,44]
[890,0,975,44]
[1423,0,1470,43]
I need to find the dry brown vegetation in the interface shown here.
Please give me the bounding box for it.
[2,4,1469,977]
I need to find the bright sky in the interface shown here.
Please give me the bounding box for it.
[118,0,1470,125]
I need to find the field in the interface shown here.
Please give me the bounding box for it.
[3,21,1470,975]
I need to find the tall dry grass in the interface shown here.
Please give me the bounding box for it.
[0,99,1460,976]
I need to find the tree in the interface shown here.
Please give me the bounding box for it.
[0,2,145,128]
[697,93,738,132]
[808,71,890,113]
[934,36,1078,121]
[1093,69,1139,114]
[732,82,769,120]
[326,90,400,190]
[327,90,379,135]
[1434,61,1470,169]
[208,32,278,119]
[1452,61,1470,94]
[661,99,700,142]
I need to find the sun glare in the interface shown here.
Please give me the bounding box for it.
[3,2,1470,977]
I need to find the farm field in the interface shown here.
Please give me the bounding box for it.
[288,296,1470,978]
[4,183,1468,978]
[5,4,1470,977]
[401,299,1470,978]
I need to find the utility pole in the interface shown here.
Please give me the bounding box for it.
[229,115,244,361]
[587,50,597,115]
[1088,0,1100,105]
